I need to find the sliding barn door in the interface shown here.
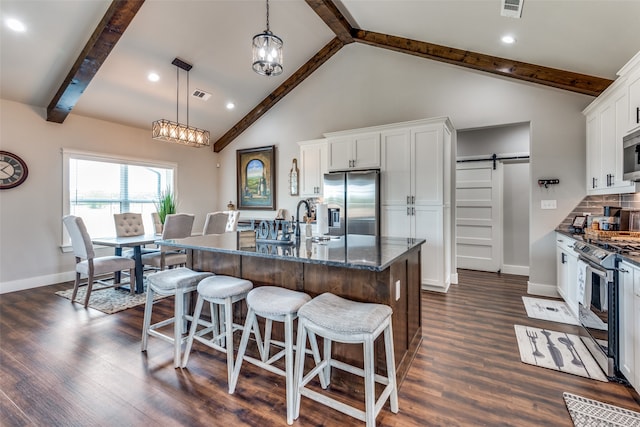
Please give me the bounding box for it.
[455,161,502,272]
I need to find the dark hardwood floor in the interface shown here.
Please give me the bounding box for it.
[1,270,638,426]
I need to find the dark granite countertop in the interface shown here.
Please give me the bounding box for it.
[157,233,425,272]
[555,228,640,268]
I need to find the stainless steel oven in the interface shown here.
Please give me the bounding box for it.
[573,241,619,378]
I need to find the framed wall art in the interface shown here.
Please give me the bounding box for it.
[236,145,276,210]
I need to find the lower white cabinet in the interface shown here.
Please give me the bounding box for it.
[619,259,639,392]
[555,233,578,317]
[383,205,447,289]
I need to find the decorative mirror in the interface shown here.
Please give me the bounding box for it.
[289,158,299,196]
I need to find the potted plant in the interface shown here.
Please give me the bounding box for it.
[154,189,176,233]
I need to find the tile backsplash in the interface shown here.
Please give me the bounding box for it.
[557,193,640,230]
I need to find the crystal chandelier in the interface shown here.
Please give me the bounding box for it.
[152,58,210,148]
[252,0,283,76]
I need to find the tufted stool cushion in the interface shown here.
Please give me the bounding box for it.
[298,292,392,335]
[147,267,213,292]
[197,275,253,299]
[246,286,311,317]
[142,267,214,368]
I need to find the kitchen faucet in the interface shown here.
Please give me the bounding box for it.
[295,199,311,240]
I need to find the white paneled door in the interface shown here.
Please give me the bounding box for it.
[456,161,502,272]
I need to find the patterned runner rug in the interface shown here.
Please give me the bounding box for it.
[563,392,640,427]
[514,325,607,382]
[55,281,164,314]
[522,296,580,326]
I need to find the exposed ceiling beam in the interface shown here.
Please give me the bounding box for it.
[305,0,354,44]
[46,0,145,123]
[353,29,612,97]
[213,37,344,153]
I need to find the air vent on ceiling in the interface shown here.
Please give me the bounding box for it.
[500,0,524,18]
[191,89,212,101]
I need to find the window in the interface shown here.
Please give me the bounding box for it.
[62,149,176,245]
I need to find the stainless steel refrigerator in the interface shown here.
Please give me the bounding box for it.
[323,170,380,236]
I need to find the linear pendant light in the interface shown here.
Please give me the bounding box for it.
[152,58,210,147]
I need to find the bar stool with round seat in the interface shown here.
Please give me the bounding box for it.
[141,267,214,367]
[181,275,254,387]
[293,292,399,427]
[229,286,326,425]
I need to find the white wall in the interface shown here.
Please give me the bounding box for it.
[503,161,531,272]
[1,42,591,294]
[216,43,589,294]
[0,100,218,292]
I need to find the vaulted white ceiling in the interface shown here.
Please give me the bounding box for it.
[1,0,639,147]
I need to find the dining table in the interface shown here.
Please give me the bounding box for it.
[91,234,158,293]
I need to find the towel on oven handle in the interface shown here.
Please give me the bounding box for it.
[577,259,587,306]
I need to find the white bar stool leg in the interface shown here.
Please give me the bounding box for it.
[182,295,204,367]
[141,285,154,351]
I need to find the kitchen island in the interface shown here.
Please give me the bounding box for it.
[157,233,424,388]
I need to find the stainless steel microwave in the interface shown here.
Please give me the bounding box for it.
[623,128,640,181]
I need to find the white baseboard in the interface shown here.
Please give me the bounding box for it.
[450,272,459,285]
[0,271,75,294]
[422,282,450,293]
[502,264,529,276]
[526,281,560,297]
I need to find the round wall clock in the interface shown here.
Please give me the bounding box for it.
[0,151,28,189]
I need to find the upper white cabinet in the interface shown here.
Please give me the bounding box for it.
[298,139,327,197]
[583,51,640,195]
[326,132,380,171]
[618,51,640,133]
[584,87,633,194]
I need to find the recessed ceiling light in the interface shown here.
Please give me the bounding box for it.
[226,102,235,110]
[6,18,26,32]
[148,72,160,82]
[501,35,516,44]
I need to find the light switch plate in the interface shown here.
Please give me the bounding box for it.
[395,280,401,301]
[541,200,557,209]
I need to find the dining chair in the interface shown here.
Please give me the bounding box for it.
[141,213,194,270]
[113,212,158,256]
[63,215,136,308]
[225,210,240,232]
[151,212,163,235]
[202,212,230,235]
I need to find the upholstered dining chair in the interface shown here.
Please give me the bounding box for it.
[113,212,158,257]
[63,215,136,308]
[141,213,194,270]
[225,210,240,232]
[202,212,230,235]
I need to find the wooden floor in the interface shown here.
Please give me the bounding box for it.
[1,270,638,426]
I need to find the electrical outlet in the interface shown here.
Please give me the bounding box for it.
[395,280,401,301]
[541,200,557,209]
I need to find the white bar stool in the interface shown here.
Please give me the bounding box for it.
[293,292,399,427]
[181,275,253,388]
[229,286,325,425]
[141,267,214,367]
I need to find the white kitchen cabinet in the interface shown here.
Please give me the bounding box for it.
[326,132,380,171]
[379,117,455,291]
[555,233,578,317]
[618,259,639,392]
[584,86,636,194]
[618,50,640,133]
[298,139,327,197]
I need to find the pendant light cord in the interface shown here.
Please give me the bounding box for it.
[266,0,270,32]
[175,65,179,123]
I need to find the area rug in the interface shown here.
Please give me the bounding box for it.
[514,325,607,382]
[563,392,640,427]
[55,282,165,314]
[522,296,580,326]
